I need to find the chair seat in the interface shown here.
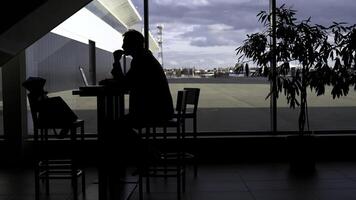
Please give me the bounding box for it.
[39,169,84,179]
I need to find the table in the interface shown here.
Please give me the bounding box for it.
[73,85,127,200]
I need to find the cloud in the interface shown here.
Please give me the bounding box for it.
[178,23,252,47]
[154,0,210,7]
[179,25,236,47]
[190,37,232,47]
[163,49,238,68]
[208,24,234,32]
[131,0,356,68]
[149,1,267,31]
[280,0,356,26]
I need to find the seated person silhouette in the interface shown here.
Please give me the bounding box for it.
[110,29,174,125]
[101,29,174,170]
[103,29,174,134]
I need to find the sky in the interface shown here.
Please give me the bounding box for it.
[131,0,356,69]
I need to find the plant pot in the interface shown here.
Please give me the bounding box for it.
[287,134,316,173]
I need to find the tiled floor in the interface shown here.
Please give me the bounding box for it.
[2,162,356,200]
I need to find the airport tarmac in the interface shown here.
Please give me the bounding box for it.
[24,77,356,134]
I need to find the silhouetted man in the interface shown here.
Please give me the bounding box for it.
[106,29,174,153]
[111,29,174,126]
[102,30,174,196]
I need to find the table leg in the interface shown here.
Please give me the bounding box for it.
[97,96,107,200]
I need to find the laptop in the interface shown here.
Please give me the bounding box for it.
[79,66,89,86]
[78,66,105,90]
[79,66,118,88]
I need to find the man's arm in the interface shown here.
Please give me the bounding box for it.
[111,50,125,79]
[111,61,124,79]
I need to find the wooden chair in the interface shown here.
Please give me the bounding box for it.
[27,94,86,200]
[137,90,188,200]
[180,88,200,177]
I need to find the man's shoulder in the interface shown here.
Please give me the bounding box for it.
[135,51,161,67]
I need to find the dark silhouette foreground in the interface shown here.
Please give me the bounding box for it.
[100,30,175,198]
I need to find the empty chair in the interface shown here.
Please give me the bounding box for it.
[137,90,189,200]
[176,88,200,177]
[181,88,200,137]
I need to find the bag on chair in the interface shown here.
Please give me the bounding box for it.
[38,96,78,137]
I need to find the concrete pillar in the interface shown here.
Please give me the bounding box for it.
[89,40,96,85]
[1,51,27,163]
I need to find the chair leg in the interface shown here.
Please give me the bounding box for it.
[177,165,181,200]
[45,178,50,195]
[163,127,167,177]
[177,125,182,200]
[35,164,40,200]
[139,169,143,200]
[144,128,151,194]
[44,161,50,196]
[151,127,157,175]
[193,117,198,177]
[181,123,186,194]
[71,128,78,200]
[43,130,50,196]
[182,162,186,193]
[72,179,78,200]
[81,123,85,141]
[146,175,150,193]
[78,124,86,196]
[81,170,86,195]
[72,162,78,200]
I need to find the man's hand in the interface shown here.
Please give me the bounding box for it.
[113,50,125,62]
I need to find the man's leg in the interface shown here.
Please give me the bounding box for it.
[104,115,135,199]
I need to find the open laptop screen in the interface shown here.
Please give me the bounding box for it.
[79,66,89,86]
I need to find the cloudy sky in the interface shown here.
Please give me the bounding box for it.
[131,0,356,69]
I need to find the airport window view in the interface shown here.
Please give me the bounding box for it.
[4,1,356,200]
[2,0,356,136]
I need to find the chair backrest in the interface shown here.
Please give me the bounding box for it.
[183,88,200,115]
[175,90,188,122]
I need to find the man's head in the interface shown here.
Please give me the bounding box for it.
[122,29,145,56]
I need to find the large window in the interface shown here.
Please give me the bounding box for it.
[135,0,356,133]
[25,1,124,135]
[24,0,356,135]
[276,0,356,132]
[135,0,270,133]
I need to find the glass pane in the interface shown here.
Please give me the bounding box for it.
[141,0,270,133]
[25,0,131,135]
[277,0,356,132]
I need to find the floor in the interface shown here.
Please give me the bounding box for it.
[2,162,356,200]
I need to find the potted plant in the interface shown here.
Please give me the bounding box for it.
[236,4,356,172]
